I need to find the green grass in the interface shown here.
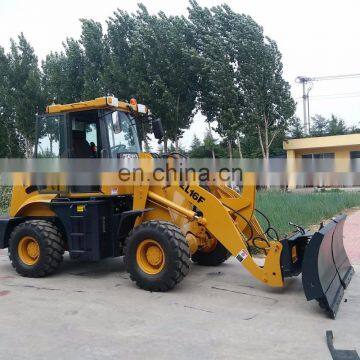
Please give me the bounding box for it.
[256,190,360,237]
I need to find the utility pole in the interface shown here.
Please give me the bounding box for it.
[306,82,313,133]
[296,76,311,135]
[302,80,307,134]
[296,73,360,135]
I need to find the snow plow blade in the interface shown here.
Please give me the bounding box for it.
[301,214,354,318]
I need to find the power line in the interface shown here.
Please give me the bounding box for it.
[296,73,360,83]
[313,73,360,81]
[312,90,360,98]
[295,73,360,132]
[312,94,360,100]
[296,92,360,100]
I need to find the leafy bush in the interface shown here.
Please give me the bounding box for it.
[0,187,11,215]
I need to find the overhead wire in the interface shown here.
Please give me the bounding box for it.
[295,90,360,101]
[310,73,360,81]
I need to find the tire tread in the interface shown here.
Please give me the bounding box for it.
[124,220,190,291]
[9,220,65,277]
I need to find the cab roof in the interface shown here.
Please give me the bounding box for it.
[46,96,149,115]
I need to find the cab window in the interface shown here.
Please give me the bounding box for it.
[106,111,140,157]
[36,115,66,158]
[71,119,98,158]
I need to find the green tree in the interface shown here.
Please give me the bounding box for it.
[326,114,347,135]
[240,39,295,158]
[349,123,360,134]
[0,46,24,157]
[42,51,65,103]
[129,5,199,152]
[189,130,226,158]
[310,114,328,137]
[8,34,44,157]
[42,38,85,104]
[289,117,305,138]
[80,19,108,99]
[188,2,244,157]
[106,9,138,100]
[190,134,201,150]
[188,2,295,158]
[63,38,85,102]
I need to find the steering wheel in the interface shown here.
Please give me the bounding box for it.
[163,152,188,159]
[111,144,127,153]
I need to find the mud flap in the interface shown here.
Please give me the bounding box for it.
[302,215,354,319]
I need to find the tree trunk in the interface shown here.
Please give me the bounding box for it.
[174,138,179,152]
[257,125,265,158]
[207,122,215,160]
[143,138,150,153]
[25,138,33,158]
[237,135,243,159]
[262,115,271,188]
[163,137,168,154]
[228,140,233,159]
[49,136,53,156]
[264,114,269,159]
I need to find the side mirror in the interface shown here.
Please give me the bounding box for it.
[152,118,164,140]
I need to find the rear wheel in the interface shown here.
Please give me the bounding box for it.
[9,220,65,277]
[124,221,190,291]
[191,241,231,266]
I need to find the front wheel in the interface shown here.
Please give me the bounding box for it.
[124,221,190,291]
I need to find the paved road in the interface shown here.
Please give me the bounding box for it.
[0,213,359,360]
[344,210,360,265]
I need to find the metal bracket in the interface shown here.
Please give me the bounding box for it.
[326,331,359,360]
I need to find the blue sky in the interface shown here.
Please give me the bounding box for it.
[1,0,360,148]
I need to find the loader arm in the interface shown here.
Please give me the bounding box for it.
[141,177,284,287]
[166,184,283,287]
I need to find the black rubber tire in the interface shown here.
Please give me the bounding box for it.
[8,220,65,277]
[191,241,231,266]
[124,221,190,291]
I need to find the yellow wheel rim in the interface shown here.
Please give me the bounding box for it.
[18,236,40,266]
[136,239,165,275]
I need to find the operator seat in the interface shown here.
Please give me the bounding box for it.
[72,130,93,158]
[71,130,98,192]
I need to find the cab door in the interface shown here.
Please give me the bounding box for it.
[34,113,69,194]
[35,114,67,158]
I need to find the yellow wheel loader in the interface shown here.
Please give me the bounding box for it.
[0,96,354,318]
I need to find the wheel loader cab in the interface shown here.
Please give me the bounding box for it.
[35,109,141,160]
[34,104,142,193]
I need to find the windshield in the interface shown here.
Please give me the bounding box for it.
[106,111,140,156]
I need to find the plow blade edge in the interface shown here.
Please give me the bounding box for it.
[302,214,354,318]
